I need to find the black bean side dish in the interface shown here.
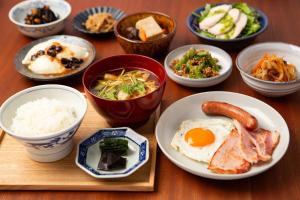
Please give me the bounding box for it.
[24,5,58,25]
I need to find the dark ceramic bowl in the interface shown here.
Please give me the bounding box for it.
[73,6,125,35]
[186,4,268,49]
[82,54,166,127]
[114,12,176,57]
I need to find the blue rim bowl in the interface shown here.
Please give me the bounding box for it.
[186,4,268,49]
[73,6,126,35]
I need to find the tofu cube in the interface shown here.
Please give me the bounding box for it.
[135,16,164,41]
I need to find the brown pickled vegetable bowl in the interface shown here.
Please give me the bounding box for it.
[114,12,176,57]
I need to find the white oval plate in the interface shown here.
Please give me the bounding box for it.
[164,44,232,88]
[155,91,289,180]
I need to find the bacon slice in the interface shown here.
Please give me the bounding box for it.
[208,121,280,174]
[250,129,280,161]
[208,129,251,174]
[233,120,259,164]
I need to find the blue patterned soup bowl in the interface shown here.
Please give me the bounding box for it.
[0,85,87,162]
[8,0,71,38]
[76,127,149,178]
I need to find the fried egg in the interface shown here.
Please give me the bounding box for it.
[171,118,234,163]
[22,39,90,75]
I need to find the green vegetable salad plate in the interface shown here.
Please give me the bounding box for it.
[187,3,268,49]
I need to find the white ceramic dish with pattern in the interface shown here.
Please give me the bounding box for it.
[8,0,71,38]
[0,85,87,162]
[155,91,289,180]
[236,42,300,97]
[164,44,232,88]
[75,127,149,178]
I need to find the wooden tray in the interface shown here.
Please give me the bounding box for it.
[0,100,159,191]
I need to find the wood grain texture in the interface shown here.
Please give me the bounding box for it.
[0,100,158,191]
[0,0,300,199]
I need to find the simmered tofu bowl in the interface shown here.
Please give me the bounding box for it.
[114,12,176,57]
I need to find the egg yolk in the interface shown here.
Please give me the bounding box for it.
[184,128,215,147]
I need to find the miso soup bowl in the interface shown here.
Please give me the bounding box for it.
[82,54,166,127]
[0,85,87,162]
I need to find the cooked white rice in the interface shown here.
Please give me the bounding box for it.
[11,97,77,137]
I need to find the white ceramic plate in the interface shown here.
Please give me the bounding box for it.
[164,44,232,88]
[155,91,289,180]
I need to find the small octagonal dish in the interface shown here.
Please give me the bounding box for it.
[75,127,149,178]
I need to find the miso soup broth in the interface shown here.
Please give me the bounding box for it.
[90,68,160,100]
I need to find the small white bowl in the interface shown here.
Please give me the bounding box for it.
[236,42,300,97]
[76,127,149,178]
[0,85,87,162]
[164,44,232,88]
[8,0,71,38]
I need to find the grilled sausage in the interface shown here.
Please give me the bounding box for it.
[202,101,258,131]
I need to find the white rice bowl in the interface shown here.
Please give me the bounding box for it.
[11,97,78,137]
[0,84,87,162]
